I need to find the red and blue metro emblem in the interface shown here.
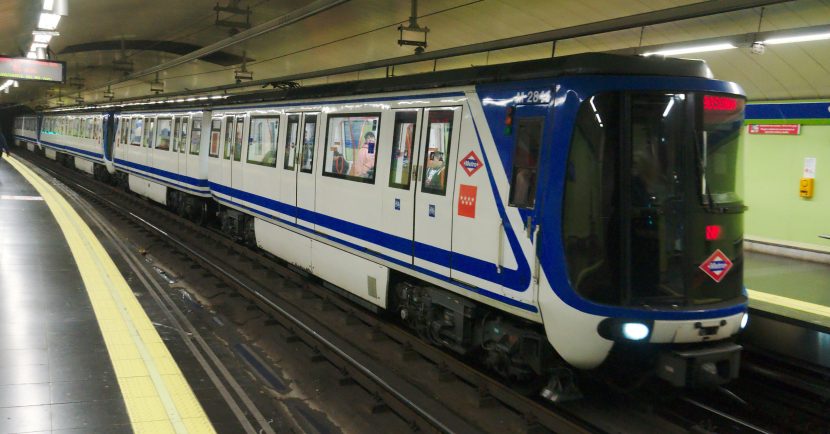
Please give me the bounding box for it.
[460,151,483,177]
[699,249,733,283]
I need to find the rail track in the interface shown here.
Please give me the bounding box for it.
[23,147,827,434]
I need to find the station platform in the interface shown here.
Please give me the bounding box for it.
[0,154,216,433]
[745,251,830,329]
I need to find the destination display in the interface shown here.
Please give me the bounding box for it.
[0,56,65,83]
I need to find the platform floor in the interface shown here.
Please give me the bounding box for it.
[745,251,830,328]
[0,155,215,433]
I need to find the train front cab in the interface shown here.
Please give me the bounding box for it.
[536,75,748,390]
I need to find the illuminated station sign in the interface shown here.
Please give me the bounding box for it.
[0,56,65,83]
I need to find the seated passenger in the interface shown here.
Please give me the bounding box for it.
[424,151,446,190]
[332,148,348,175]
[352,131,376,178]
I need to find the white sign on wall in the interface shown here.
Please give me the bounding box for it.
[803,157,817,179]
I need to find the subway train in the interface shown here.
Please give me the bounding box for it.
[14,53,749,398]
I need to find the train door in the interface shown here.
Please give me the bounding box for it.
[507,105,546,294]
[381,109,423,264]
[295,113,319,229]
[413,107,463,274]
[230,115,246,195]
[278,114,301,223]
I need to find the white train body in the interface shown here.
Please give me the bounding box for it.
[14,54,750,388]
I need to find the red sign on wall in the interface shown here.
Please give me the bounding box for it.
[747,124,801,135]
[457,184,477,218]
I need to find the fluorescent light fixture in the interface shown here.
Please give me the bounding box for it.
[33,34,53,44]
[663,98,675,117]
[764,32,830,45]
[38,12,61,30]
[643,42,736,57]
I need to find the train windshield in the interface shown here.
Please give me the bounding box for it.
[563,91,745,309]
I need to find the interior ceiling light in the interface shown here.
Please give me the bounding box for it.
[643,42,736,57]
[38,13,61,30]
[33,34,53,44]
[764,31,830,45]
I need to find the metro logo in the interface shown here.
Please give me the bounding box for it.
[699,249,733,283]
[460,151,483,177]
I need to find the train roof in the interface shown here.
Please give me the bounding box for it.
[46,53,714,115]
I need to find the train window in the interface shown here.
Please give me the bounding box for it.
[299,115,317,173]
[209,119,222,157]
[130,117,144,146]
[508,118,543,208]
[179,117,189,154]
[233,117,245,161]
[172,118,181,152]
[190,118,202,156]
[247,116,279,167]
[87,118,94,139]
[80,119,87,138]
[121,118,130,145]
[144,118,156,148]
[94,118,101,141]
[322,113,381,182]
[283,115,300,170]
[421,110,454,195]
[156,118,172,150]
[223,116,234,160]
[388,111,417,190]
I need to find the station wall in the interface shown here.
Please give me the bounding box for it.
[742,100,830,254]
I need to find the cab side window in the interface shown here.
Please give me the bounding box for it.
[508,118,543,208]
[421,110,454,195]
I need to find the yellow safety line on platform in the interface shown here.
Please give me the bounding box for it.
[747,288,830,319]
[7,156,216,434]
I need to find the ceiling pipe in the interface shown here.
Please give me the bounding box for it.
[101,0,350,87]
[74,0,791,106]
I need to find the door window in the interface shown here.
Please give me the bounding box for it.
[209,119,221,157]
[389,111,416,190]
[144,118,156,148]
[156,118,172,150]
[421,110,454,195]
[172,118,181,152]
[178,117,189,153]
[223,117,234,159]
[283,115,300,170]
[130,118,142,146]
[299,115,317,173]
[190,118,202,156]
[233,118,245,161]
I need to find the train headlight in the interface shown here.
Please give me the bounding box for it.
[740,313,749,329]
[622,323,650,341]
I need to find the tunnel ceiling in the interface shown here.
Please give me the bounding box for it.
[1,0,829,108]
